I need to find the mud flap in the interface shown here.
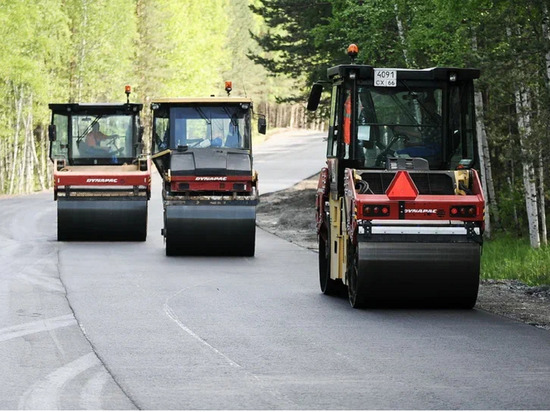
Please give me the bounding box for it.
[164,204,256,256]
[356,241,480,307]
[57,197,148,241]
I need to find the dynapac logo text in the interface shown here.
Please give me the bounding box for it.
[195,177,227,181]
[86,178,118,183]
[405,209,437,214]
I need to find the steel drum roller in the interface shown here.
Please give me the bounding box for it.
[164,204,256,256]
[356,241,481,307]
[57,197,148,241]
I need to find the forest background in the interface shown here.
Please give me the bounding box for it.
[1,0,550,256]
[0,0,312,197]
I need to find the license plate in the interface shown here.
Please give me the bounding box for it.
[374,69,397,87]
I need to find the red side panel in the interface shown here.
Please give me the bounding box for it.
[54,172,150,187]
[347,169,485,223]
[169,175,255,193]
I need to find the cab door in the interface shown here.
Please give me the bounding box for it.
[49,112,69,162]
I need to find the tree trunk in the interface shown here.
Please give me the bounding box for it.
[515,85,540,248]
[543,4,550,87]
[76,0,89,102]
[9,85,23,195]
[0,138,5,192]
[471,33,500,236]
[507,169,521,236]
[39,127,48,190]
[393,3,409,66]
[537,149,547,246]
[18,97,30,194]
[29,103,46,192]
[471,32,501,234]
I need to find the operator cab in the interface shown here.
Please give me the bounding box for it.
[48,103,144,166]
[152,100,253,152]
[151,97,265,179]
[309,64,480,171]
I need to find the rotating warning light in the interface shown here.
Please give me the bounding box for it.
[347,44,359,56]
[386,171,418,200]
[125,85,131,104]
[225,81,232,95]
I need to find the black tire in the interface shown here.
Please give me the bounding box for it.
[347,242,368,308]
[451,295,478,309]
[164,213,176,256]
[319,228,338,295]
[165,234,177,256]
[241,225,256,257]
[136,206,148,242]
[57,226,66,242]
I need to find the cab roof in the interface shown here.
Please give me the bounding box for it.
[151,97,253,105]
[327,65,480,82]
[48,103,143,113]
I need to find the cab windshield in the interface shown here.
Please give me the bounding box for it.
[50,113,138,165]
[153,105,251,152]
[354,86,443,168]
[72,115,134,160]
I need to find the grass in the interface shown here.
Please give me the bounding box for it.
[481,234,550,286]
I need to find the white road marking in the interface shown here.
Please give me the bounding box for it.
[79,368,108,410]
[16,272,65,293]
[0,314,76,343]
[163,303,241,368]
[18,352,100,410]
[163,298,299,408]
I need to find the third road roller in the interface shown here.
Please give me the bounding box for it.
[308,45,485,308]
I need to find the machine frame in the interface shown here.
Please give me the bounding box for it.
[309,61,485,308]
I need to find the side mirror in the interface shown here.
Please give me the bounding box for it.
[258,117,267,135]
[307,83,323,111]
[48,124,57,142]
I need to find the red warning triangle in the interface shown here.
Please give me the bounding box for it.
[386,171,418,200]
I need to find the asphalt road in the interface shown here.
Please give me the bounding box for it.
[1,130,550,409]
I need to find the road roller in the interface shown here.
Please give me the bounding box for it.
[151,83,265,256]
[48,87,150,241]
[308,45,485,308]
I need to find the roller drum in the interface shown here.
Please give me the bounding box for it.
[57,197,148,241]
[164,204,256,256]
[355,241,480,307]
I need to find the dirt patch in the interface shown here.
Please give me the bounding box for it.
[257,175,550,330]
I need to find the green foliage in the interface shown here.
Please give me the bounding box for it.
[0,0,283,194]
[249,0,332,83]
[482,234,550,285]
[223,0,270,101]
[252,0,550,244]
[316,0,406,67]
[159,0,230,97]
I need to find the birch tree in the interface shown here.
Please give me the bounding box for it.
[514,85,540,248]
[64,0,138,103]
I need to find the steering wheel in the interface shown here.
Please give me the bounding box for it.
[111,146,125,156]
[375,133,409,167]
[103,135,125,156]
[104,134,120,144]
